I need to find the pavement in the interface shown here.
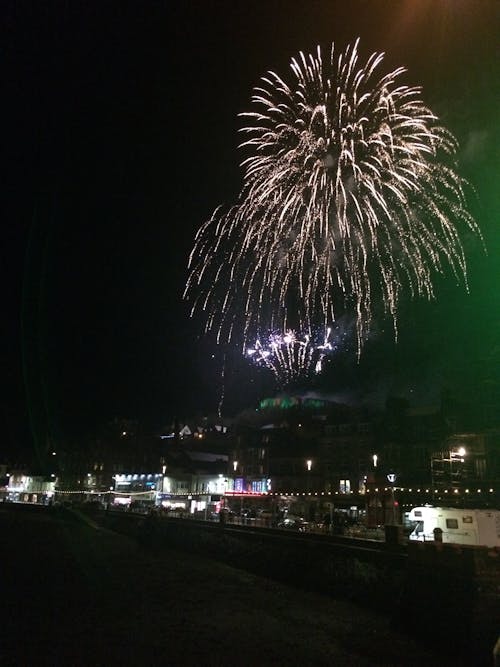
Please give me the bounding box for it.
[0,503,476,666]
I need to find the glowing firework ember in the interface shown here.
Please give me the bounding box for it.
[185,38,481,358]
[246,327,339,386]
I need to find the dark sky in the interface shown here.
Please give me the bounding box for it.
[1,1,498,455]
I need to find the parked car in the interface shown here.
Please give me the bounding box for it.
[210,508,236,522]
[129,500,154,515]
[277,516,309,532]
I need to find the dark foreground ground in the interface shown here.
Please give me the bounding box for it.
[0,504,479,666]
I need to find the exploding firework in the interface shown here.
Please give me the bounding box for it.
[185,38,481,358]
[245,327,338,387]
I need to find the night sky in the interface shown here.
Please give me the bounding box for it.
[1,1,498,456]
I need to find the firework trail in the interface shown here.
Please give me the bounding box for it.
[217,352,226,419]
[185,38,481,359]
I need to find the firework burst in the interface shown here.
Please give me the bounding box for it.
[245,327,340,387]
[185,38,481,358]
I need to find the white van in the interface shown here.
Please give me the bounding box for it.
[408,506,500,547]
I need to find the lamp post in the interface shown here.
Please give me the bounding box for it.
[232,460,241,518]
[372,454,378,524]
[450,447,466,502]
[232,460,238,492]
[305,459,313,524]
[451,447,465,477]
[387,473,397,524]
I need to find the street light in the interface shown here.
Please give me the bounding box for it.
[431,446,467,498]
[450,447,467,497]
[306,460,312,494]
[232,461,238,496]
[387,473,397,524]
[371,455,379,524]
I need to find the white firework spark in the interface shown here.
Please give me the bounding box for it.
[246,327,338,387]
[185,38,482,357]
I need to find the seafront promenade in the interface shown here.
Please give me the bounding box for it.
[0,503,484,666]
